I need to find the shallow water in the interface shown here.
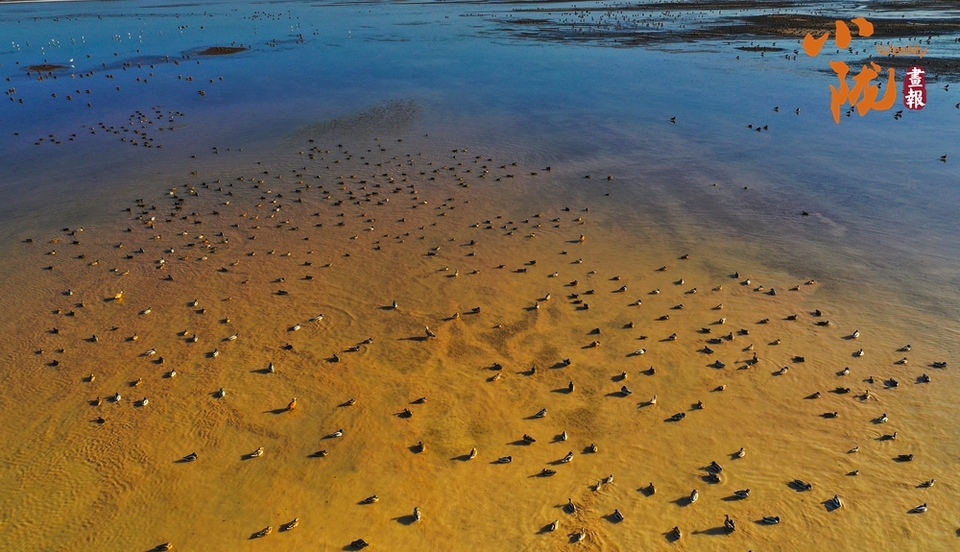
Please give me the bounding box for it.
[0,1,958,550]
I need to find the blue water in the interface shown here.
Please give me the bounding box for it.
[1,0,959,318]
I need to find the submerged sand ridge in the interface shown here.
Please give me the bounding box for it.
[0,137,957,551]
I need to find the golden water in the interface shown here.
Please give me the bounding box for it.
[0,137,957,552]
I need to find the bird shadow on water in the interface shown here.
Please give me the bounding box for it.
[393,514,418,526]
[694,526,731,536]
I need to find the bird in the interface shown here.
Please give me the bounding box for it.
[534,408,547,418]
[361,495,379,504]
[282,518,299,531]
[612,509,624,522]
[497,456,512,463]
[249,446,264,458]
[548,519,559,532]
[573,528,586,542]
[734,489,750,499]
[413,507,422,522]
[762,516,780,524]
[671,526,681,539]
[724,514,736,532]
[425,326,436,338]
[181,452,197,462]
[214,387,226,399]
[690,489,699,503]
[919,479,935,488]
[909,503,927,514]
[829,495,843,509]
[561,451,574,463]
[468,447,477,460]
[327,429,344,438]
[735,447,745,458]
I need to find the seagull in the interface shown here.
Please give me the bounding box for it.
[327,429,344,438]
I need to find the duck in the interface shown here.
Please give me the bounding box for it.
[181,452,198,462]
[854,349,864,357]
[469,447,477,460]
[909,503,927,514]
[647,395,658,405]
[897,344,912,352]
[559,431,568,441]
[413,507,422,522]
[522,434,536,444]
[361,495,379,504]
[540,468,557,477]
[425,326,436,338]
[587,443,598,453]
[534,408,547,418]
[112,392,123,402]
[707,472,721,484]
[735,447,745,458]
[621,385,632,395]
[851,330,860,339]
[829,495,843,509]
[154,544,172,551]
[918,373,931,383]
[724,515,736,532]
[919,479,935,488]
[690,489,699,503]
[762,516,780,524]
[561,452,574,463]
[282,518,299,531]
[548,519,559,532]
[791,479,812,491]
[249,447,264,458]
[573,528,586,542]
[671,526,681,540]
[897,454,914,462]
[612,509,624,522]
[497,456,512,463]
[328,429,344,438]
[286,398,297,411]
[709,461,723,473]
[877,413,888,423]
[734,489,750,499]
[413,441,426,453]
[350,539,369,549]
[566,498,577,513]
